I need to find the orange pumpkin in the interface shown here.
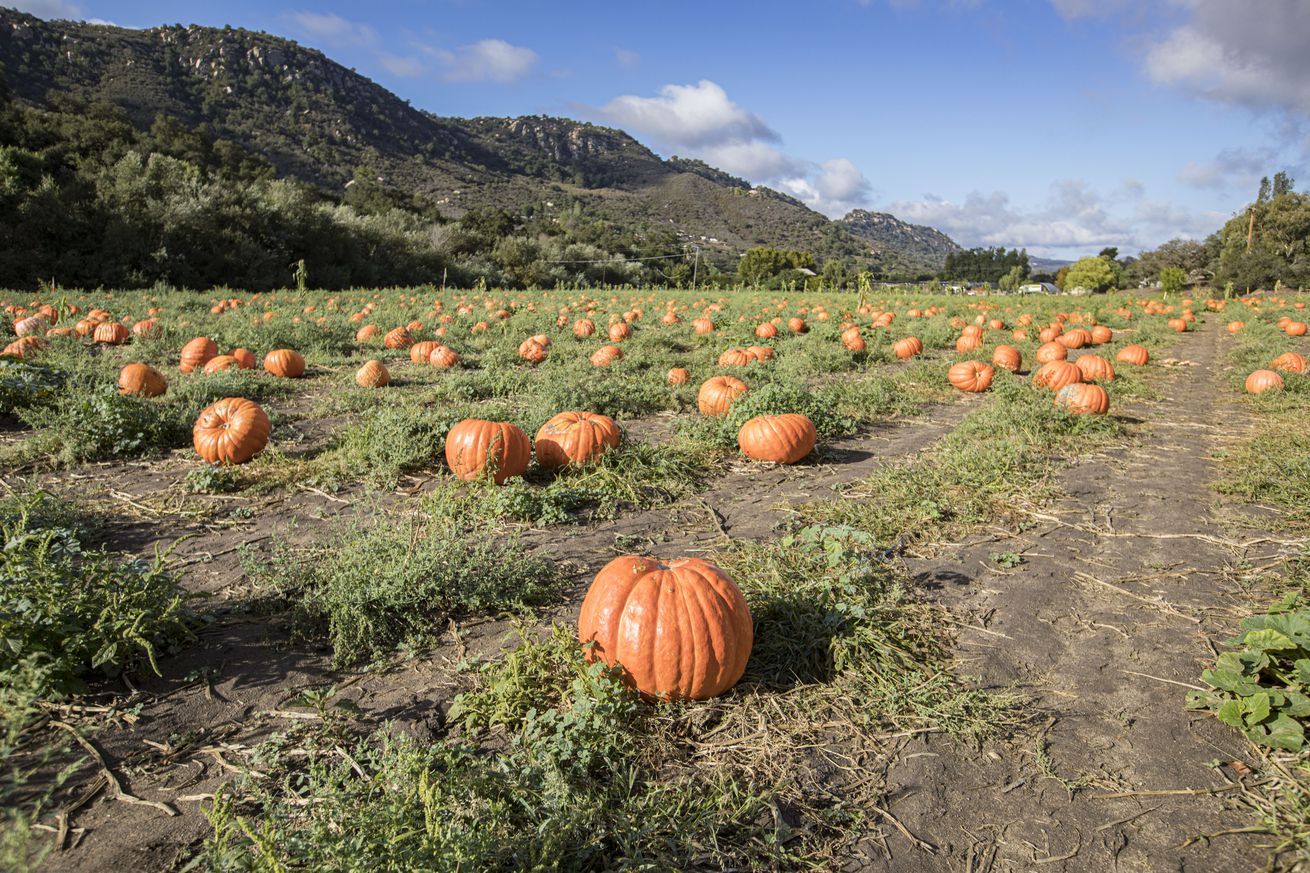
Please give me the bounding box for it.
[578,556,753,701]
[737,413,816,464]
[787,317,807,333]
[1035,341,1068,364]
[590,345,623,367]
[608,322,632,342]
[1074,354,1116,382]
[754,322,779,339]
[179,337,218,373]
[355,359,389,388]
[697,375,748,416]
[1115,344,1149,366]
[692,317,716,335]
[384,327,413,349]
[947,360,994,393]
[1245,370,1284,394]
[718,348,753,367]
[264,349,306,378]
[534,411,621,470]
[1270,352,1307,374]
[955,333,982,354]
[518,339,547,364]
[355,324,379,343]
[573,318,596,338]
[1033,360,1082,391]
[1090,325,1113,344]
[92,322,129,345]
[667,367,690,386]
[1286,321,1308,337]
[117,363,167,397]
[444,419,531,484]
[1055,382,1110,415]
[231,348,257,370]
[892,337,923,359]
[193,398,270,465]
[428,345,461,368]
[992,345,1022,373]
[410,341,441,364]
[203,355,241,374]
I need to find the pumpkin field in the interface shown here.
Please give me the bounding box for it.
[2,285,1309,872]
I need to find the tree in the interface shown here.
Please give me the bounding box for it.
[1063,256,1121,293]
[998,264,1025,291]
[737,247,814,287]
[1273,170,1296,199]
[1158,266,1186,296]
[1097,247,1119,263]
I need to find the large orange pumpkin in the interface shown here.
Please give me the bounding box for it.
[1245,370,1284,394]
[193,398,270,465]
[1286,321,1308,337]
[534,411,621,470]
[384,327,413,349]
[355,359,389,388]
[692,317,715,334]
[573,318,596,338]
[737,413,816,464]
[1035,341,1068,364]
[718,348,753,367]
[1055,383,1110,415]
[755,322,779,339]
[444,419,531,484]
[429,345,461,368]
[92,322,129,345]
[179,337,218,373]
[1270,352,1307,374]
[578,556,753,701]
[118,363,167,397]
[1115,345,1149,366]
[264,349,306,378]
[947,361,994,393]
[892,336,923,359]
[697,375,748,416]
[608,322,632,342]
[203,354,241,374]
[410,341,441,364]
[231,348,257,370]
[992,345,1022,373]
[1033,360,1082,391]
[1074,354,1116,382]
[667,367,690,386]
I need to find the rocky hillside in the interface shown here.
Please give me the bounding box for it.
[0,9,958,275]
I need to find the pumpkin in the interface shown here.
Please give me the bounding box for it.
[718,348,753,367]
[1286,321,1308,337]
[1270,352,1307,374]
[1033,360,1083,391]
[1167,318,1188,332]
[355,324,379,342]
[2,336,42,358]
[444,419,531,484]
[755,322,779,339]
[1055,383,1110,415]
[578,556,753,701]
[698,375,748,416]
[1245,370,1285,394]
[535,411,621,469]
[692,317,716,334]
[355,359,389,387]
[179,337,218,373]
[410,341,441,364]
[608,322,632,342]
[1074,354,1116,382]
[590,345,623,367]
[667,367,690,386]
[661,311,680,325]
[955,333,982,354]
[947,360,994,393]
[93,322,130,345]
[892,337,923,359]
[1035,341,1068,364]
[384,327,413,349]
[74,318,100,337]
[1091,325,1113,344]
[737,413,816,464]
[1226,321,1245,334]
[231,348,257,369]
[264,349,306,378]
[1056,328,1089,349]
[518,339,547,364]
[1115,344,1149,366]
[843,333,867,353]
[992,345,1022,373]
[118,363,167,397]
[203,354,241,374]
[746,345,775,362]
[787,317,807,333]
[193,398,270,465]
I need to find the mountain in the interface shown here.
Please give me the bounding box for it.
[838,210,961,272]
[1028,256,1073,273]
[0,9,959,279]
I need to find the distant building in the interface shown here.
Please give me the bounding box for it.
[1018,282,1062,294]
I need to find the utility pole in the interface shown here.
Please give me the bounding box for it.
[691,245,700,291]
[1247,207,1256,252]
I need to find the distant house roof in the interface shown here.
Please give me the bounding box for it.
[1018,282,1062,294]
[796,267,817,276]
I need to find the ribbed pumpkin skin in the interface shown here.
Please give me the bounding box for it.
[444,419,531,484]
[1035,341,1068,364]
[203,354,241,374]
[947,361,994,393]
[590,345,623,367]
[737,413,816,464]
[355,359,389,388]
[535,411,621,470]
[955,333,981,353]
[193,398,270,464]
[1115,344,1149,366]
[718,348,753,367]
[429,345,461,368]
[179,337,218,373]
[1245,370,1285,394]
[231,348,257,369]
[1074,354,1116,382]
[1091,325,1113,344]
[755,322,779,339]
[573,318,596,338]
[578,556,754,701]
[1033,360,1082,391]
[1055,383,1110,415]
[118,363,167,397]
[697,376,748,416]
[355,325,379,343]
[608,322,632,342]
[93,322,129,345]
[892,337,923,359]
[1271,352,1307,374]
[992,345,1022,373]
[667,367,690,386]
[692,317,715,334]
[384,327,413,349]
[264,349,306,378]
[410,341,441,364]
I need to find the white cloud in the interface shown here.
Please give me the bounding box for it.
[597,80,778,149]
[10,0,84,18]
[614,48,640,68]
[378,53,425,78]
[1143,0,1310,117]
[1178,145,1276,191]
[434,39,538,83]
[780,158,873,217]
[286,11,378,47]
[1048,0,1132,19]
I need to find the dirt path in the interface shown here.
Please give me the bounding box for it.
[42,395,982,873]
[871,321,1279,872]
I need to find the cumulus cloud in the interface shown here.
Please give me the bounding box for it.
[598,81,778,149]
[1143,0,1310,117]
[780,159,873,217]
[1178,145,1278,191]
[434,39,538,83]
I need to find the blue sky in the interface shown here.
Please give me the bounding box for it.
[15,0,1310,257]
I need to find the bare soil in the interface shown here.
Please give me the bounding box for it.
[28,322,1282,872]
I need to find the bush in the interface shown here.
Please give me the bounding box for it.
[18,386,182,465]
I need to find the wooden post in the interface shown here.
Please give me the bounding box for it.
[1247,207,1256,252]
